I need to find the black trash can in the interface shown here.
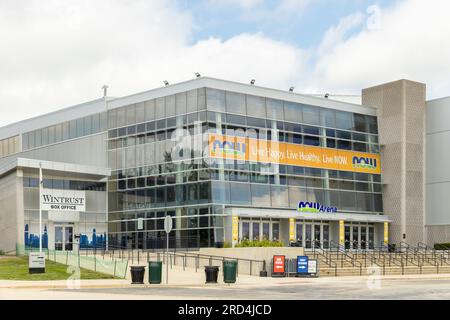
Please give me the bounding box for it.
[204,266,219,284]
[130,266,145,284]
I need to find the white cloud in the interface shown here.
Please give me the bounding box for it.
[217,0,264,9]
[307,0,450,97]
[0,0,309,127]
[317,12,366,57]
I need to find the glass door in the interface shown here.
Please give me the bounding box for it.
[296,223,303,245]
[242,222,250,241]
[305,224,312,249]
[262,223,270,240]
[352,226,359,250]
[64,226,73,251]
[314,224,321,248]
[272,223,280,241]
[252,222,260,241]
[345,226,351,250]
[55,226,63,251]
[368,226,375,249]
[360,226,367,250]
[55,225,74,251]
[322,225,330,249]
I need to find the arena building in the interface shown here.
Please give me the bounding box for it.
[0,77,444,253]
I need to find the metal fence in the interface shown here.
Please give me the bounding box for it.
[16,244,128,279]
[155,251,266,276]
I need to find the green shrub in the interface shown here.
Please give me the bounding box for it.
[235,240,284,248]
[223,242,232,248]
[0,250,5,256]
[434,243,450,250]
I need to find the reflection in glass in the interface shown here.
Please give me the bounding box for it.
[252,222,260,241]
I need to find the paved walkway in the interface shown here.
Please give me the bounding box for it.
[3,273,450,290]
[3,274,450,300]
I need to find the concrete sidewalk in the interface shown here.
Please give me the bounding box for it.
[3,272,450,290]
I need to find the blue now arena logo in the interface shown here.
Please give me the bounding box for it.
[352,156,377,170]
[211,140,246,157]
[298,202,338,213]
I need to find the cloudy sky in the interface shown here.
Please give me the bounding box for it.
[1,0,450,126]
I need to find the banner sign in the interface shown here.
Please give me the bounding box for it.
[272,255,286,275]
[384,222,389,245]
[289,218,295,241]
[232,216,239,242]
[209,134,381,174]
[308,260,318,275]
[297,256,309,274]
[339,220,345,245]
[41,189,86,212]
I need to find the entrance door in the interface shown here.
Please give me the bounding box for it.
[314,224,321,248]
[368,226,375,249]
[305,224,312,249]
[360,226,367,250]
[296,223,303,244]
[262,222,270,241]
[322,225,330,249]
[352,226,359,250]
[252,222,260,241]
[344,226,351,250]
[55,225,74,251]
[242,222,250,241]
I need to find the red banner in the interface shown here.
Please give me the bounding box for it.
[273,255,285,274]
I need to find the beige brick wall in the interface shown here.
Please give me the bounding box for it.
[362,80,426,245]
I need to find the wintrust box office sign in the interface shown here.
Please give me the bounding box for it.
[41,189,86,212]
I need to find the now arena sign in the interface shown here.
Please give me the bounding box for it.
[298,201,337,213]
[41,189,86,212]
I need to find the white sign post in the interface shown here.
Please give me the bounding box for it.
[29,252,46,274]
[164,216,173,284]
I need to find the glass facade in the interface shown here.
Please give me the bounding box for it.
[22,112,107,151]
[15,86,382,249]
[0,135,20,158]
[106,87,382,249]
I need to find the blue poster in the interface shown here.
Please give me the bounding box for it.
[297,256,309,274]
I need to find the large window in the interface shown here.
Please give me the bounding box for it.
[22,112,107,151]
[226,91,246,115]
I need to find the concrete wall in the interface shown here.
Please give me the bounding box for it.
[199,247,305,269]
[425,97,450,244]
[362,80,426,245]
[0,171,23,253]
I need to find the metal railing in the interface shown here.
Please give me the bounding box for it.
[311,244,338,276]
[153,251,265,276]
